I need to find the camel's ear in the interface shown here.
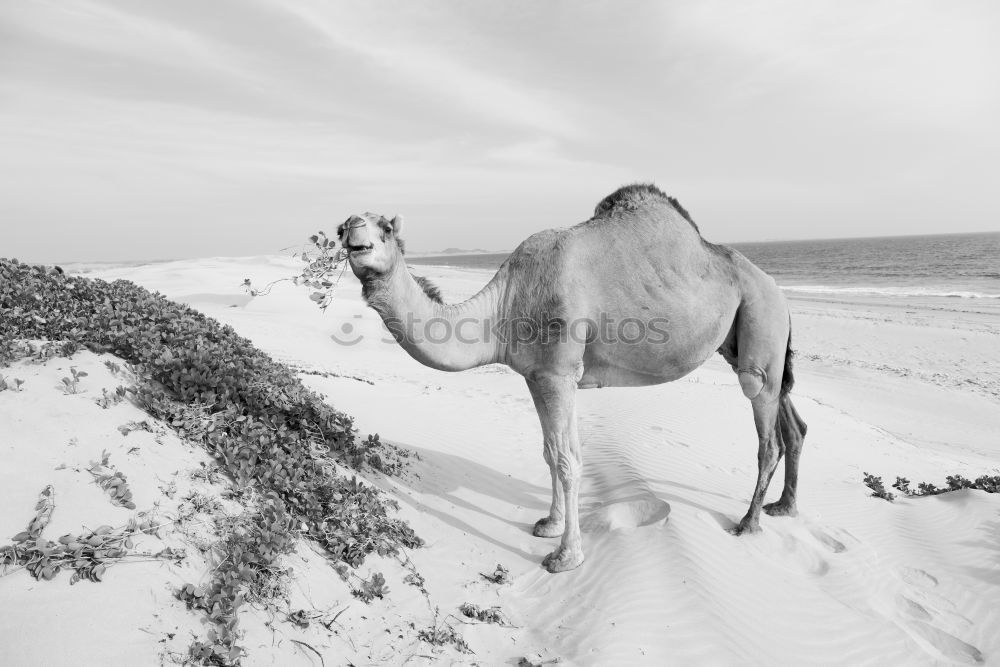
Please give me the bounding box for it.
[389,215,404,236]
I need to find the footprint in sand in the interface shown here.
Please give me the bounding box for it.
[896,594,933,622]
[775,530,832,577]
[807,526,847,553]
[581,496,671,533]
[897,568,973,630]
[906,621,984,664]
[892,566,983,664]
[899,566,938,588]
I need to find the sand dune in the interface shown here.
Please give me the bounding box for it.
[3,256,998,665]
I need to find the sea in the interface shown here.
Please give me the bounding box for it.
[409,232,1000,306]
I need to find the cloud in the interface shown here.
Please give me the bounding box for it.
[1,0,998,261]
[663,0,1000,129]
[279,2,581,139]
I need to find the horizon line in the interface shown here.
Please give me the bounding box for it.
[15,228,1000,267]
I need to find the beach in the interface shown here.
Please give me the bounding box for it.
[2,254,999,665]
[3,0,998,662]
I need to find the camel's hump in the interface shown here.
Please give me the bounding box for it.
[593,183,699,233]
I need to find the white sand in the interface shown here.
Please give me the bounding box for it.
[2,255,998,665]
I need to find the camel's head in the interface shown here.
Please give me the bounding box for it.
[338,212,404,277]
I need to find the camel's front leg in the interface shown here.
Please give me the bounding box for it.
[537,444,567,538]
[528,376,584,573]
[526,379,565,537]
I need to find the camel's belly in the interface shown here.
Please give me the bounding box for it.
[578,344,709,388]
[575,301,733,388]
[578,360,697,388]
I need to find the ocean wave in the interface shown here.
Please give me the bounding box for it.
[780,285,1000,299]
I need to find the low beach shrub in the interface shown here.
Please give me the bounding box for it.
[0,258,419,558]
[351,571,389,602]
[480,563,511,585]
[891,474,1000,496]
[61,366,87,394]
[864,472,1000,502]
[0,373,24,392]
[177,495,296,666]
[0,485,175,584]
[459,602,512,626]
[88,450,137,510]
[0,258,423,664]
[418,609,473,655]
[862,473,895,501]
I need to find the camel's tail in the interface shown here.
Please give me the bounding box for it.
[778,327,807,443]
[780,327,795,396]
[778,388,807,442]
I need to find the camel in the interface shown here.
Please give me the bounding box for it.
[338,184,807,573]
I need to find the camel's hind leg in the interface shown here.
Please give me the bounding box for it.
[763,395,808,517]
[725,290,807,535]
[729,394,782,535]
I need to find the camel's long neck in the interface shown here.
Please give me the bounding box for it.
[362,258,507,372]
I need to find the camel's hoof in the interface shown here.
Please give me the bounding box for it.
[763,500,798,517]
[542,546,584,573]
[532,516,565,538]
[727,519,762,536]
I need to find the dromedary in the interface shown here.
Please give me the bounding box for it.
[338,184,807,573]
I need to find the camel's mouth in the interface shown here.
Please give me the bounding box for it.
[346,244,374,257]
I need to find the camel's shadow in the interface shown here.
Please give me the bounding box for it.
[578,477,737,533]
[390,444,550,559]
[390,443,739,550]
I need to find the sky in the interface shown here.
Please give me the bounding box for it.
[1,0,999,262]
